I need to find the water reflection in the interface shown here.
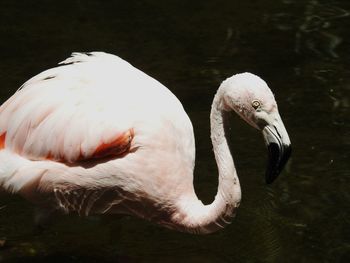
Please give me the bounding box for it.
[266,0,349,58]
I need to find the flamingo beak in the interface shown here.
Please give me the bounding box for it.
[262,115,291,184]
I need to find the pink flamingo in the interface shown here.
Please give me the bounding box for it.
[0,52,291,234]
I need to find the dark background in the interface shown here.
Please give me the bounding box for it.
[0,0,349,262]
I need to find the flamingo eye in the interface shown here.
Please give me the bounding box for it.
[251,100,261,110]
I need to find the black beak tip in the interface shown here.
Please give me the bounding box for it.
[265,169,282,184]
[265,144,292,184]
[265,173,277,184]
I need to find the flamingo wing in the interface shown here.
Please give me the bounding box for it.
[0,53,138,163]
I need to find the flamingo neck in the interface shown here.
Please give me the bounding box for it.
[173,88,241,234]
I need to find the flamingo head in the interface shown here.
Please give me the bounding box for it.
[221,72,292,184]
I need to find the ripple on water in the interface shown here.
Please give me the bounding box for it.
[266,0,349,58]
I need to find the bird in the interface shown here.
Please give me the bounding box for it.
[0,52,291,234]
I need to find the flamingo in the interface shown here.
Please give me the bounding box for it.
[0,52,291,234]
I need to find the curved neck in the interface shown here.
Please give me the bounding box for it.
[173,88,241,234]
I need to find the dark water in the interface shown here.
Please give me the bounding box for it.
[0,0,349,262]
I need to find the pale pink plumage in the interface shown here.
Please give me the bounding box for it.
[0,52,291,234]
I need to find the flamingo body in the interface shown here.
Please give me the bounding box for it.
[0,52,291,234]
